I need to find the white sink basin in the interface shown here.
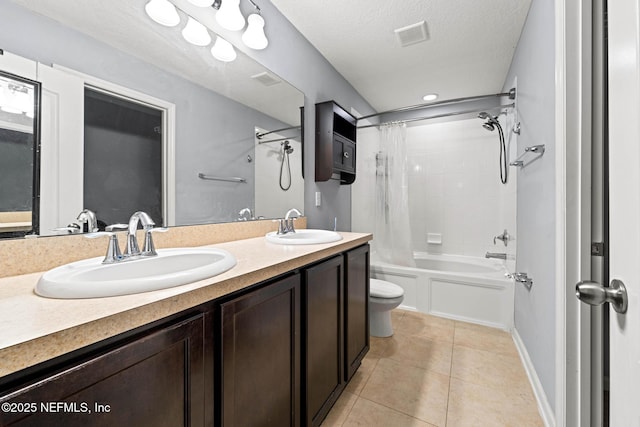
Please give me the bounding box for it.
[35,247,237,299]
[265,229,343,245]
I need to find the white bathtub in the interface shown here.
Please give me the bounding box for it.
[371,252,514,330]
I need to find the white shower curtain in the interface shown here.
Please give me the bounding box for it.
[374,122,415,266]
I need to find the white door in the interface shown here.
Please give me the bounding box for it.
[607,0,640,424]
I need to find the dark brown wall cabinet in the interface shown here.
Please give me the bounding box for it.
[219,274,301,427]
[0,314,209,427]
[315,101,357,184]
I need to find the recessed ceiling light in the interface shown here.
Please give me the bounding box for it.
[423,93,438,102]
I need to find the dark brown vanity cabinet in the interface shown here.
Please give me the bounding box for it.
[344,244,370,381]
[219,274,301,427]
[315,101,357,184]
[303,255,345,427]
[0,313,210,427]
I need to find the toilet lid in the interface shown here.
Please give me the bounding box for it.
[370,279,404,298]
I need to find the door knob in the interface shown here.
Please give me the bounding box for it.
[575,279,628,314]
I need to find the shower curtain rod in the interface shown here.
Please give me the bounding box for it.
[356,103,515,130]
[356,89,516,122]
[255,125,301,139]
[258,136,293,144]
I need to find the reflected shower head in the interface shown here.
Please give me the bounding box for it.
[282,140,294,154]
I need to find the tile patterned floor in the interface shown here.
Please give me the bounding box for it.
[321,309,544,427]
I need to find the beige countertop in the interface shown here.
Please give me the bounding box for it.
[0,232,371,377]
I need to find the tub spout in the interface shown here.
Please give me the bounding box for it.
[485,252,507,260]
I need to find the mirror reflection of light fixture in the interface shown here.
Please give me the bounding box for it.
[242,14,268,50]
[182,17,212,46]
[215,0,245,31]
[211,36,237,62]
[187,0,215,7]
[145,0,180,27]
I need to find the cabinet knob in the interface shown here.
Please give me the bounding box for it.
[343,152,350,159]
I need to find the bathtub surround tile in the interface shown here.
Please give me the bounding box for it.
[451,345,529,391]
[323,310,543,426]
[361,359,449,426]
[446,378,543,427]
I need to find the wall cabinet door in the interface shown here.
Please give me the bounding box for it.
[344,244,370,381]
[303,255,345,427]
[220,274,301,427]
[0,314,208,427]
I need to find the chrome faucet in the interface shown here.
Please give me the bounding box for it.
[485,252,507,260]
[77,209,98,233]
[125,211,162,257]
[277,208,302,235]
[493,229,511,246]
[238,207,254,221]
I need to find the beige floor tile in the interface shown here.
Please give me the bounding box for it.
[453,323,518,357]
[342,397,437,427]
[395,311,455,343]
[368,336,392,358]
[320,391,359,427]
[392,308,408,323]
[451,345,529,391]
[446,378,543,427]
[382,334,453,376]
[345,356,379,395]
[360,358,449,427]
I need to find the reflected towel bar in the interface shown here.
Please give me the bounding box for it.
[198,173,247,183]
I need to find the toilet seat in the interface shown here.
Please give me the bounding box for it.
[370,279,404,299]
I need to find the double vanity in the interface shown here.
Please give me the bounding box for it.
[0,220,371,427]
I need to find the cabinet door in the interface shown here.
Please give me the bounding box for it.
[220,274,301,427]
[344,244,370,381]
[0,314,208,427]
[304,255,344,427]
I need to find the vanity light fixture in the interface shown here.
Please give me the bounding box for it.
[422,93,438,102]
[211,36,237,62]
[215,0,245,31]
[242,13,268,50]
[182,17,212,46]
[144,0,180,27]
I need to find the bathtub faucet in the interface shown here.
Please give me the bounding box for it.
[485,252,507,260]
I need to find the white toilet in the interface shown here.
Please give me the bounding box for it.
[369,278,405,337]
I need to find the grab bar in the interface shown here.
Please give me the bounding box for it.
[198,173,247,183]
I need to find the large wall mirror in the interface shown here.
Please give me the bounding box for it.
[0,0,304,239]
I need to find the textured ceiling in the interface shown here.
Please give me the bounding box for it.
[271,0,532,112]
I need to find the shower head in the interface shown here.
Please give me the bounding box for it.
[478,111,499,131]
[483,122,495,132]
[282,140,294,154]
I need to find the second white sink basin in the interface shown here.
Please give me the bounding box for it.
[266,229,343,245]
[35,247,237,299]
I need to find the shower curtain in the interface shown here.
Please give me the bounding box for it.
[374,122,415,266]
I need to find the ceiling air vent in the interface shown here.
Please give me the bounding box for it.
[251,71,281,87]
[394,20,429,47]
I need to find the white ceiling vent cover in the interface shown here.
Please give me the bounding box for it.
[394,20,429,47]
[251,71,282,86]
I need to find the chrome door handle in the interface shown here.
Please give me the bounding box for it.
[576,279,628,314]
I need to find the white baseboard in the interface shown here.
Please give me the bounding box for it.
[512,328,556,427]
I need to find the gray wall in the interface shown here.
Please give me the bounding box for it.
[503,0,557,412]
[0,1,289,226]
[224,2,376,230]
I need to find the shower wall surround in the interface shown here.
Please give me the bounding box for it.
[352,118,516,263]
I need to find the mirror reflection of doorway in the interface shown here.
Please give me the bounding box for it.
[84,88,163,228]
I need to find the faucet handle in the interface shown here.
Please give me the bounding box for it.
[105,223,128,232]
[274,218,288,235]
[52,223,81,234]
[85,231,123,264]
[142,227,168,256]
